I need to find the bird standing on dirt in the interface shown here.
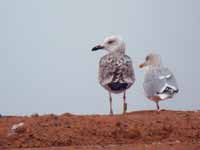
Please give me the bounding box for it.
[139,53,179,110]
[92,35,135,115]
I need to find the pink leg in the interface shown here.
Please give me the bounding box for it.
[123,91,127,114]
[109,92,113,115]
[156,101,160,111]
[150,96,161,111]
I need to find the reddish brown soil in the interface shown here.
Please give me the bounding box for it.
[1,110,200,150]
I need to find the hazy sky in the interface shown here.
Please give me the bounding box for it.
[0,0,200,115]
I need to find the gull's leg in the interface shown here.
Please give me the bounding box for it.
[123,91,127,114]
[156,101,160,111]
[109,92,113,115]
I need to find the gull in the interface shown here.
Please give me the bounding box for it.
[139,53,179,110]
[92,35,135,115]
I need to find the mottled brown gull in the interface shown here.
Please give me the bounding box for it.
[92,35,135,115]
[139,53,179,110]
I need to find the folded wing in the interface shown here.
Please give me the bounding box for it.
[143,67,178,99]
[99,54,135,92]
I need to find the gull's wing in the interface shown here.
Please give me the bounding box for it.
[123,55,135,84]
[143,67,178,98]
[99,54,135,86]
[98,54,114,86]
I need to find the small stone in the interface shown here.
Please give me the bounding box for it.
[175,140,180,143]
[11,122,26,134]
[31,113,39,117]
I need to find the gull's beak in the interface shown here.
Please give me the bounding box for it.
[91,44,104,51]
[139,62,146,68]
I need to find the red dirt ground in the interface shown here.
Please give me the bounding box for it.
[1,110,200,150]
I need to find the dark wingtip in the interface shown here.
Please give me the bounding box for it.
[175,89,179,93]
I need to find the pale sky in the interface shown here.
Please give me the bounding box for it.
[0,0,200,115]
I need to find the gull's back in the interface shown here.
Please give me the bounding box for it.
[143,66,178,99]
[99,53,135,94]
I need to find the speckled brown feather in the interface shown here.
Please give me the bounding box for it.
[99,53,135,94]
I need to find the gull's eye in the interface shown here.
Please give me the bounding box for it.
[107,40,114,44]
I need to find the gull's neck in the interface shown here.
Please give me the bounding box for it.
[113,50,125,56]
[110,47,126,56]
[144,64,162,72]
[112,42,126,55]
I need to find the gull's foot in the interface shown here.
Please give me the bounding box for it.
[160,109,166,111]
[155,109,161,114]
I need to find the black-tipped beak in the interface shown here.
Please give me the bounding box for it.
[91,45,104,51]
[139,62,146,68]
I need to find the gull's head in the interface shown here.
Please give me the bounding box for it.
[92,35,126,53]
[139,53,162,69]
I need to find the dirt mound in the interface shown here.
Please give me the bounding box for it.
[0,110,200,149]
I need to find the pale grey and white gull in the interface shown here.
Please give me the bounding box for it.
[139,53,179,110]
[92,35,135,115]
